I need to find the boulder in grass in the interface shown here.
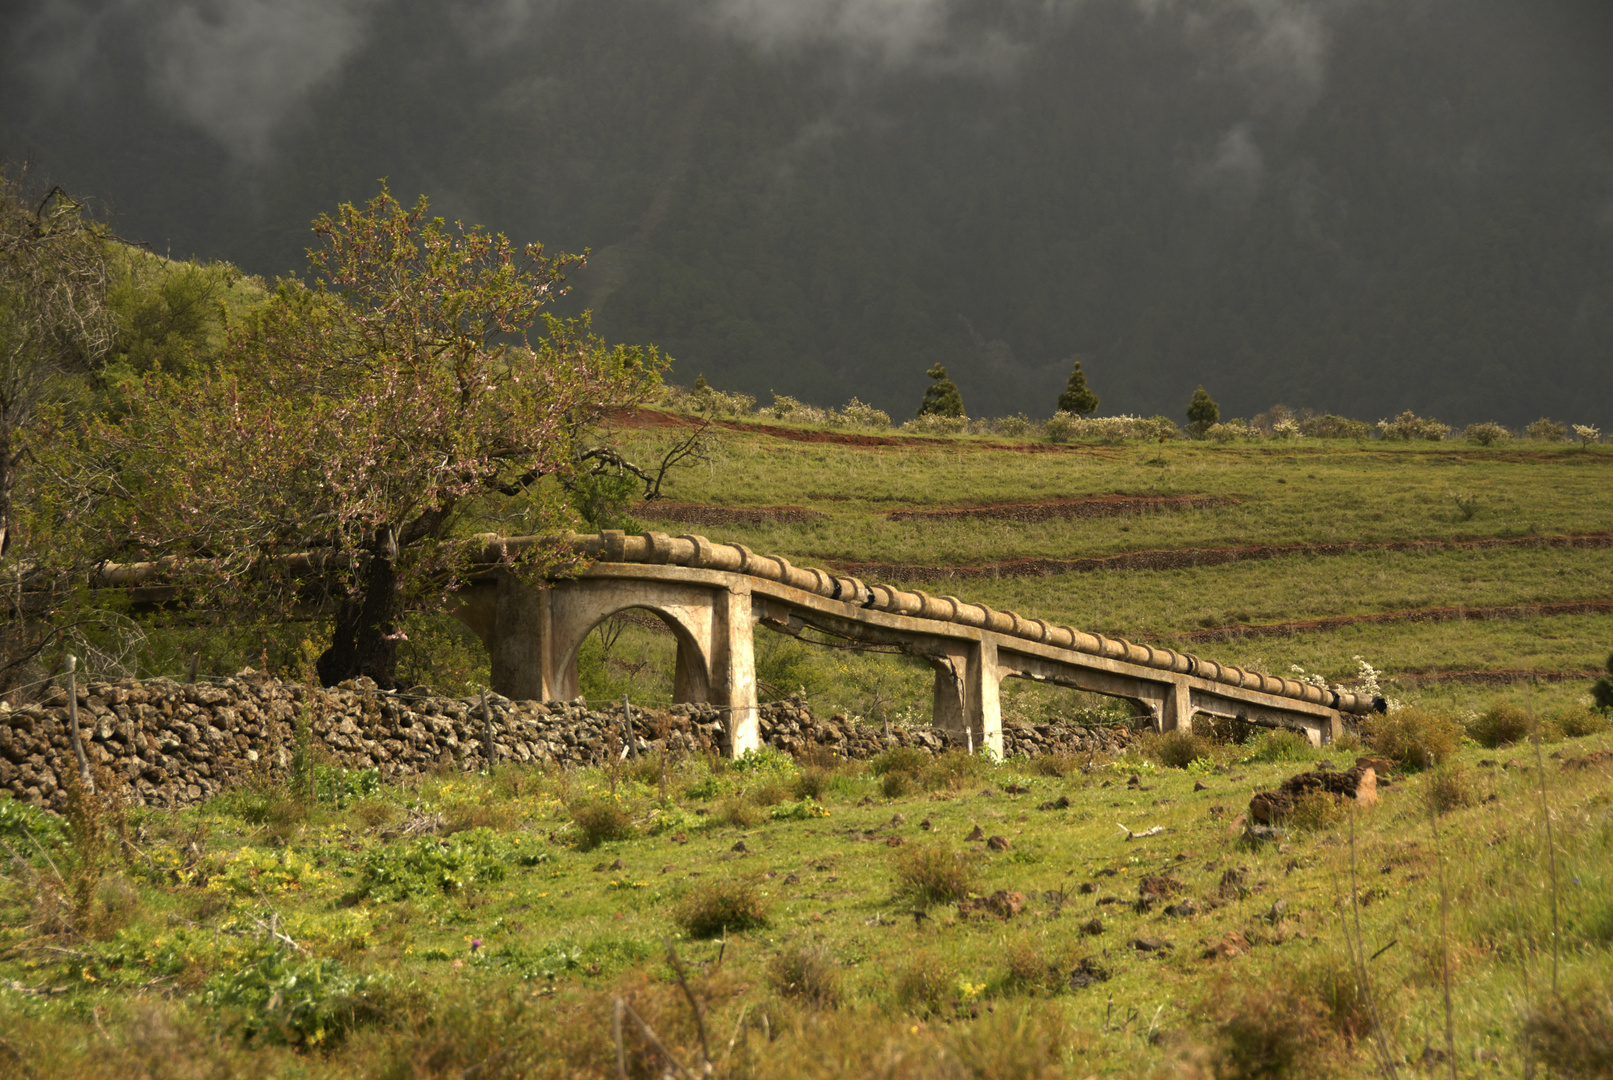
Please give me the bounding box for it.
[1249,764,1378,824]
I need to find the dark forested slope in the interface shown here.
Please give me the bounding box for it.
[4,0,1610,424]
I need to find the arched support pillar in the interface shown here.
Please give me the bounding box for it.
[449,572,760,755]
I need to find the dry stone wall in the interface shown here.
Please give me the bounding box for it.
[0,674,1132,812]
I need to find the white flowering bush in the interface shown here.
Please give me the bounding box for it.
[1376,410,1450,441]
[901,412,971,435]
[1043,412,1177,443]
[661,381,755,417]
[1286,656,1401,713]
[975,413,1038,437]
[1271,418,1303,440]
[1573,424,1601,444]
[835,397,892,429]
[1462,421,1513,446]
[1204,421,1255,443]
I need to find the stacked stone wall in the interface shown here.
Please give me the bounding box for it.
[1,674,1131,812]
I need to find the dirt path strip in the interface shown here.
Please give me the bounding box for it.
[886,494,1238,523]
[1172,599,1613,643]
[824,532,1613,582]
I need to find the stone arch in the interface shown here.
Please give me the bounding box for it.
[546,578,724,705]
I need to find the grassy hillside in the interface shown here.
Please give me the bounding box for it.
[4,414,1611,1078]
[525,416,1613,723]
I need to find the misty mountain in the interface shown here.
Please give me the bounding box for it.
[4,0,1611,425]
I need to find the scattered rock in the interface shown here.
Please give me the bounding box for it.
[890,813,907,825]
[1193,780,1209,792]
[609,858,627,871]
[886,836,905,847]
[1077,882,1096,895]
[1139,875,1184,898]
[1131,936,1173,953]
[1355,756,1396,774]
[1164,899,1200,917]
[964,824,986,841]
[1068,957,1110,988]
[919,818,933,831]
[959,890,1027,919]
[1003,783,1031,795]
[1201,931,1251,960]
[1079,917,1105,936]
[1249,764,1378,824]
[783,873,801,885]
[1560,750,1613,770]
[986,835,1011,851]
[1217,868,1247,899]
[731,841,749,853]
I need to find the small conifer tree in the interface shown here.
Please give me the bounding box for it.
[1186,385,1219,435]
[1057,360,1099,416]
[918,363,965,418]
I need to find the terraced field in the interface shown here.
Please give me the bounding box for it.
[580,418,1613,720]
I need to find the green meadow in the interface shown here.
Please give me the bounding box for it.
[4,421,1612,1078]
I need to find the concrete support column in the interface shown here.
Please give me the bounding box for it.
[925,639,1003,759]
[715,585,759,755]
[1160,678,1192,733]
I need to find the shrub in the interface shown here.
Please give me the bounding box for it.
[917,363,965,418]
[1209,983,1341,1080]
[1523,979,1613,1078]
[675,879,769,938]
[791,766,832,801]
[1300,414,1372,440]
[880,772,914,799]
[1241,728,1316,764]
[901,412,970,435]
[984,412,1038,437]
[1141,729,1215,769]
[894,951,954,1015]
[1462,421,1513,445]
[1525,417,1569,442]
[835,397,891,429]
[870,746,931,778]
[1366,707,1461,770]
[1468,703,1535,748]
[1557,706,1609,739]
[1425,766,1473,815]
[925,749,990,790]
[1044,411,1173,444]
[894,844,976,907]
[1205,421,1254,443]
[1186,385,1219,435]
[1376,410,1450,441]
[769,944,842,1008]
[1573,424,1601,444]
[568,798,637,851]
[661,377,755,417]
[710,797,762,828]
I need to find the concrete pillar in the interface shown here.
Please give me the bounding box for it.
[482,574,547,702]
[1160,678,1192,734]
[715,585,759,755]
[926,640,1003,759]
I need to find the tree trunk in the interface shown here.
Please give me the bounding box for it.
[316,551,401,689]
[0,426,19,559]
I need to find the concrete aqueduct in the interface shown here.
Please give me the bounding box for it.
[452,531,1372,757]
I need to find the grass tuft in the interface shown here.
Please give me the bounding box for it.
[893,844,976,907]
[768,944,842,1008]
[1366,706,1461,770]
[569,798,637,851]
[674,879,769,938]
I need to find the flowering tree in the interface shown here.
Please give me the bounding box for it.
[88,186,663,687]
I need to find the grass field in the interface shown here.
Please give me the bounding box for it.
[4,418,1613,1078]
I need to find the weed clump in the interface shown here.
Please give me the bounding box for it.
[1365,707,1460,771]
[1424,766,1474,814]
[769,944,842,1008]
[1242,728,1316,764]
[1522,979,1613,1078]
[1468,703,1536,748]
[1556,705,1609,739]
[791,766,832,802]
[1207,983,1342,1079]
[926,749,990,790]
[675,879,769,938]
[894,951,954,1015]
[569,798,637,851]
[1140,729,1216,768]
[894,844,976,907]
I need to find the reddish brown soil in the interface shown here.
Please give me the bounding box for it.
[1176,600,1613,643]
[636,502,826,527]
[823,533,1613,583]
[887,494,1238,524]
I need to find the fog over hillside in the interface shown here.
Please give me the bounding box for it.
[4,0,1611,424]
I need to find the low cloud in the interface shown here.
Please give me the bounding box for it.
[1193,121,1265,201]
[151,0,377,161]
